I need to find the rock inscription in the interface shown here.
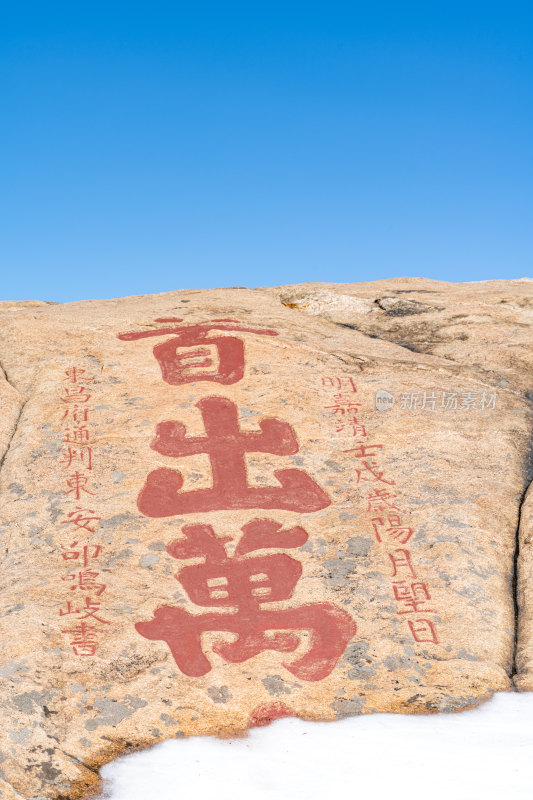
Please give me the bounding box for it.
[0,278,530,799]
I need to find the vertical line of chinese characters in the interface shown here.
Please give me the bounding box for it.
[321,375,439,646]
[117,318,356,680]
[57,367,110,656]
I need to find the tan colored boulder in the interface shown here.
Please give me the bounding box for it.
[0,278,531,799]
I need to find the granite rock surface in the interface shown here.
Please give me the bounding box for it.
[0,278,531,799]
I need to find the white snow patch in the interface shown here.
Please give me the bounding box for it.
[97,692,533,800]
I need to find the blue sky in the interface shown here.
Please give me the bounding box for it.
[1,1,532,301]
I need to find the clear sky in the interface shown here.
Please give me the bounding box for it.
[1,1,532,302]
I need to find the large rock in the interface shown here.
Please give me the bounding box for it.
[0,278,531,799]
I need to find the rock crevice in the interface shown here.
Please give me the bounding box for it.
[512,477,533,679]
[0,358,25,487]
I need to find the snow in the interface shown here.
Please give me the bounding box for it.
[97,692,533,800]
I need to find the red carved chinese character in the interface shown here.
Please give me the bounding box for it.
[322,376,342,390]
[60,538,102,563]
[349,424,367,437]
[393,582,436,614]
[117,318,278,385]
[64,367,88,384]
[135,520,356,681]
[354,461,394,485]
[408,619,439,644]
[388,548,417,578]
[58,601,77,616]
[61,622,99,656]
[63,426,91,443]
[62,570,106,596]
[137,397,330,516]
[78,597,110,624]
[60,386,92,404]
[324,394,361,417]
[366,488,405,514]
[59,446,93,470]
[61,405,90,423]
[344,377,357,392]
[386,524,413,544]
[65,472,95,499]
[321,376,357,392]
[343,444,395,486]
[61,509,101,535]
[59,597,110,624]
[371,516,413,544]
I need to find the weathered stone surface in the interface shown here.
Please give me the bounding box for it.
[516,481,533,690]
[0,278,531,799]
